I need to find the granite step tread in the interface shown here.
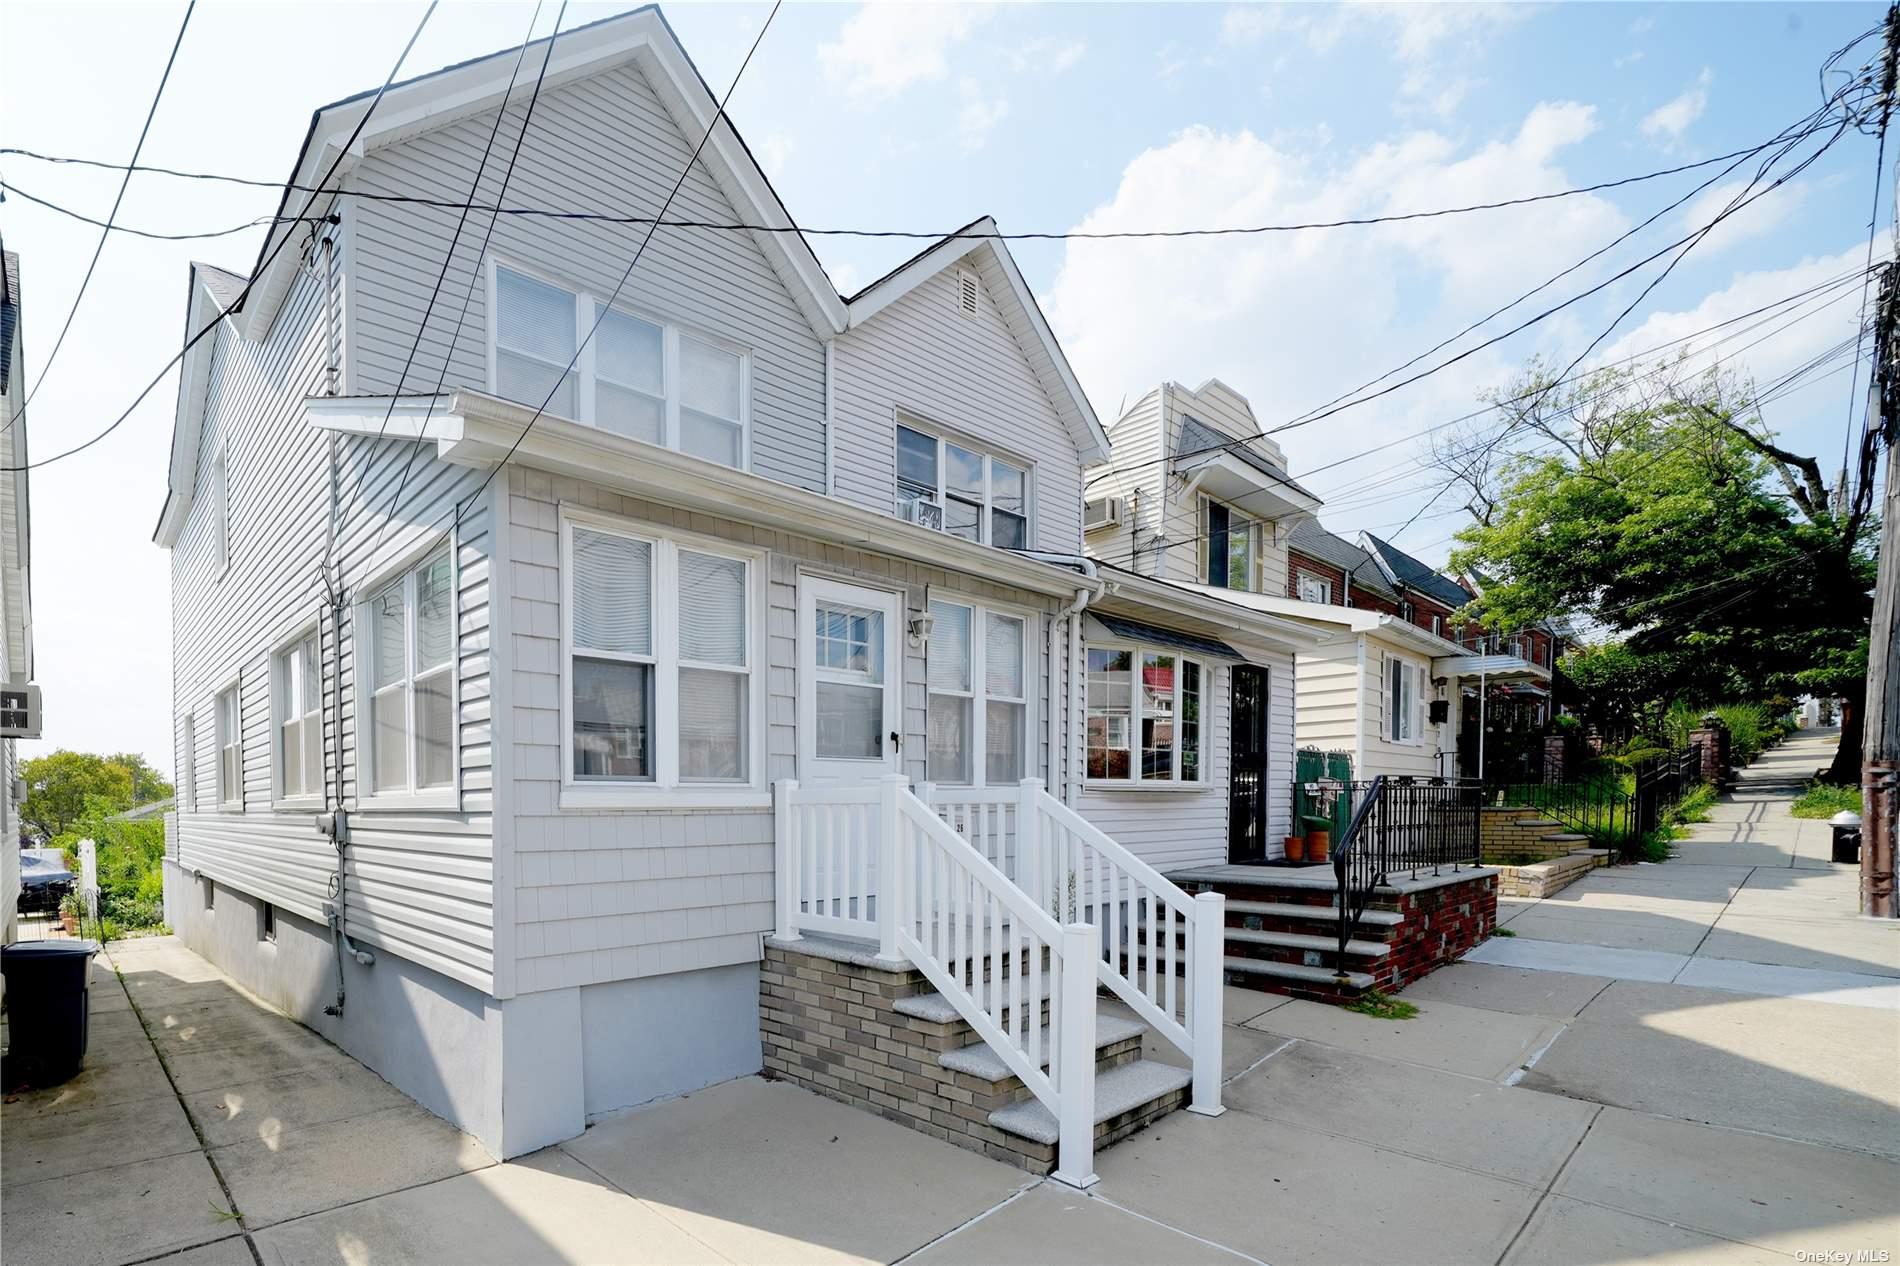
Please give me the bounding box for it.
[894,977,1057,1025]
[1225,899,1404,927]
[988,1058,1194,1146]
[936,1008,1147,1082]
[1224,956,1375,991]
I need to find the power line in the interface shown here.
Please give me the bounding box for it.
[5,1,194,430]
[0,3,439,474]
[353,0,564,569]
[0,122,1855,245]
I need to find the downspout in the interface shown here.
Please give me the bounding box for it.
[1478,670,1488,783]
[1353,636,1368,777]
[1066,587,1090,805]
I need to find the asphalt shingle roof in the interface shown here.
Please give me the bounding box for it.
[1175,415,1320,501]
[1361,532,1472,611]
[1287,521,1398,601]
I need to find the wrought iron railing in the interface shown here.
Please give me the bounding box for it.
[1331,776,1483,981]
[1482,741,1706,859]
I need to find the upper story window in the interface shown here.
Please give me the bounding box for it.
[895,423,1029,548]
[1387,654,1424,744]
[491,263,749,469]
[273,632,322,804]
[1297,574,1332,605]
[926,598,1028,785]
[180,713,198,812]
[212,441,230,577]
[215,685,241,809]
[1432,614,1444,638]
[1400,599,1416,623]
[1086,646,1204,785]
[363,548,455,798]
[563,515,761,799]
[1201,498,1262,592]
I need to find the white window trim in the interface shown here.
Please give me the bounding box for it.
[924,591,1038,788]
[270,625,324,810]
[558,507,771,810]
[1297,574,1332,605]
[892,415,1034,550]
[486,255,753,470]
[1385,651,1426,746]
[213,675,243,812]
[1083,641,1212,791]
[180,712,198,813]
[352,541,461,812]
[1199,495,1264,594]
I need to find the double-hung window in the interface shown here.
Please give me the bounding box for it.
[1387,654,1424,744]
[180,715,197,812]
[212,442,230,577]
[215,686,241,809]
[1297,574,1331,604]
[274,633,322,803]
[926,598,1028,785]
[491,263,749,468]
[1202,498,1260,591]
[564,515,758,797]
[1086,645,1205,785]
[364,548,455,798]
[894,423,1029,548]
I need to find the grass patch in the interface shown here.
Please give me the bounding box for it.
[1344,989,1419,1020]
[1492,927,1517,937]
[1791,782,1860,820]
[1669,783,1718,825]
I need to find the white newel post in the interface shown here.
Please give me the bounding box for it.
[1052,920,1101,1189]
[1188,890,1227,1116]
[774,781,801,942]
[877,774,908,964]
[1017,778,1043,907]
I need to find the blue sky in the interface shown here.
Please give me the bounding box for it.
[1,1,1886,768]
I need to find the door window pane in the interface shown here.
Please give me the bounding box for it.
[816,682,883,759]
[1141,652,1176,780]
[572,657,653,779]
[927,694,972,783]
[679,668,746,780]
[816,606,882,680]
[572,529,652,656]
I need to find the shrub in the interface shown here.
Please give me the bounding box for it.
[1791,783,1861,820]
[1668,783,1717,825]
[52,809,169,931]
[1712,702,1776,763]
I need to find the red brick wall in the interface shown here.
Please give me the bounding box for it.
[1379,872,1498,990]
[1288,551,1347,603]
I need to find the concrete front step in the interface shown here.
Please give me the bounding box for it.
[936,1007,1146,1082]
[1224,955,1375,992]
[1225,927,1389,958]
[894,978,1055,1026]
[1225,898,1404,927]
[987,1058,1194,1146]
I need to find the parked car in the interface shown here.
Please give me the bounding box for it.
[17,847,74,915]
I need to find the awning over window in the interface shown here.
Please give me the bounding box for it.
[1086,613,1239,660]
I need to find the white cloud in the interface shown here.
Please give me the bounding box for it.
[1043,103,1627,481]
[955,78,1009,150]
[1220,5,1275,46]
[1642,67,1712,142]
[819,3,994,99]
[1008,37,1086,74]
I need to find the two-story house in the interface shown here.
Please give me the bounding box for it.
[151,9,1307,1177]
[1,245,36,943]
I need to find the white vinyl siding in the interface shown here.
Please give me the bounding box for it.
[348,63,824,492]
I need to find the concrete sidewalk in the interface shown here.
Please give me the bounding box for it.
[5,927,1897,1265]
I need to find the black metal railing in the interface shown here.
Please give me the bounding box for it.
[1482,741,1706,859]
[1332,776,1483,979]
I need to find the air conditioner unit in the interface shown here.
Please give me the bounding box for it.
[900,498,944,530]
[1083,497,1124,532]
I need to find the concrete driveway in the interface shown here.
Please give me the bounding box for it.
[7,916,1896,1266]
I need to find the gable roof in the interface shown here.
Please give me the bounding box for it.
[239,6,846,344]
[1175,415,1319,500]
[844,218,1110,466]
[1287,521,1398,601]
[1360,532,1472,611]
[1,249,19,395]
[153,263,246,546]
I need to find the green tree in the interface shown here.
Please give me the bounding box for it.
[1448,362,1877,782]
[21,750,173,840]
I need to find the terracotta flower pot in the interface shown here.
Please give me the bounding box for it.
[1284,834,1306,862]
[1306,829,1331,863]
[60,911,79,934]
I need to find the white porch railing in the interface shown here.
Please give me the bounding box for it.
[775,775,1101,1187]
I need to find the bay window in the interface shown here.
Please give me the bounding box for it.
[491,262,749,468]
[564,515,759,798]
[895,422,1030,548]
[274,632,322,803]
[926,598,1028,785]
[1202,498,1261,591]
[1387,654,1425,744]
[1087,645,1206,785]
[363,547,455,798]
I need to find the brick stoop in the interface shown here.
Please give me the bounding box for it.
[1495,849,1612,898]
[1168,866,1498,1003]
[759,935,1191,1175]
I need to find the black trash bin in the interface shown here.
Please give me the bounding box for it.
[1831,811,1863,865]
[2,940,99,1085]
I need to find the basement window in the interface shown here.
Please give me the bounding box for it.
[260,902,276,943]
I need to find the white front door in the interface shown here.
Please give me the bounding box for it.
[797,576,904,784]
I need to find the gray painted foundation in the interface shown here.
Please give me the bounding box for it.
[160,861,765,1158]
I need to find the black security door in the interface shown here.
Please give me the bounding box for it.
[1228,666,1271,863]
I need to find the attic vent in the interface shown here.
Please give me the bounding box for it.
[956,268,979,318]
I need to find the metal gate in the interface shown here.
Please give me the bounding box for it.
[1229,665,1271,862]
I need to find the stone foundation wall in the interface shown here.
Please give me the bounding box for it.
[1496,851,1607,899]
